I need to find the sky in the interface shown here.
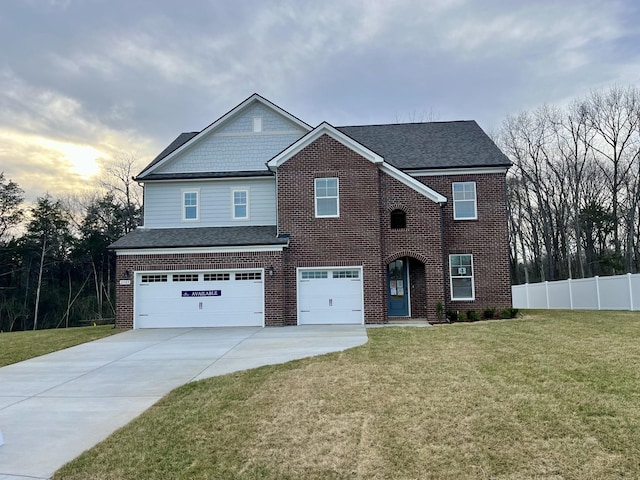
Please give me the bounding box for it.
[1,0,639,201]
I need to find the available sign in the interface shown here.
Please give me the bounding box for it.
[181,290,221,297]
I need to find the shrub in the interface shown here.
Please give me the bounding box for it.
[467,310,481,322]
[483,308,496,319]
[500,308,512,319]
[458,312,468,322]
[510,308,520,318]
[446,310,459,322]
[436,302,445,322]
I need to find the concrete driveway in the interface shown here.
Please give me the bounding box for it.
[0,325,367,480]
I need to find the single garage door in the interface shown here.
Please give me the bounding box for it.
[297,267,364,325]
[135,270,264,328]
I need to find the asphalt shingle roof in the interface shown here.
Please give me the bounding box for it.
[108,226,288,250]
[337,121,511,170]
[137,119,510,182]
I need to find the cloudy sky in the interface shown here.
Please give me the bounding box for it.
[1,0,639,200]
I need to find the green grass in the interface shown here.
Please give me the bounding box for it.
[0,325,119,367]
[56,311,640,479]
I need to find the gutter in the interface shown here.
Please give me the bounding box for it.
[439,203,449,322]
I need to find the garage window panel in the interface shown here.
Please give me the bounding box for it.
[141,274,168,283]
[235,272,262,281]
[172,274,199,282]
[301,271,328,280]
[332,270,360,279]
[204,273,230,281]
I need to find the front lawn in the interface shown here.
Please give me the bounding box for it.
[0,325,119,367]
[56,311,640,479]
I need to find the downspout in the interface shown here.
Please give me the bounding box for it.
[439,202,449,322]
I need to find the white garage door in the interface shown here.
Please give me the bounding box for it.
[135,270,264,328]
[297,267,364,325]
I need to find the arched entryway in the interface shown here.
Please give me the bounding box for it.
[386,255,428,318]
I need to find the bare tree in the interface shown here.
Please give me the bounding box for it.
[99,153,144,233]
[584,86,640,263]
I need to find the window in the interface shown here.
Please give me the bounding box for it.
[315,178,339,217]
[233,190,249,219]
[452,182,477,220]
[141,274,167,283]
[390,209,407,229]
[332,270,360,279]
[204,273,230,281]
[172,274,199,282]
[449,254,474,300]
[235,272,262,281]
[183,191,199,221]
[301,271,328,280]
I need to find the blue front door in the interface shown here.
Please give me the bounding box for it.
[387,259,409,316]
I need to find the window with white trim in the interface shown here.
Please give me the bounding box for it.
[183,190,199,221]
[315,178,339,217]
[449,254,474,300]
[452,182,477,220]
[233,189,249,219]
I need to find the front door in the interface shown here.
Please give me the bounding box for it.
[387,259,409,316]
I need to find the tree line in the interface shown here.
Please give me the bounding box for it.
[498,85,640,284]
[0,157,141,331]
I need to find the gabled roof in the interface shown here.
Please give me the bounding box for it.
[337,121,511,170]
[136,93,311,180]
[267,122,384,169]
[108,226,288,250]
[267,122,446,204]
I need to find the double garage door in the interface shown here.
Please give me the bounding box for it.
[134,266,364,328]
[135,270,264,328]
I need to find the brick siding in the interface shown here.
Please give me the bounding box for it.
[277,134,386,324]
[418,173,513,314]
[115,250,284,328]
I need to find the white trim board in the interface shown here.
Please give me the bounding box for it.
[408,167,509,177]
[115,244,287,255]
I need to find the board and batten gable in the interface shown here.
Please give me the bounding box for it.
[143,177,276,228]
[155,103,307,174]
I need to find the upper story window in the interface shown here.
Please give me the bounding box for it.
[183,190,199,221]
[233,189,249,219]
[450,254,474,300]
[390,209,407,229]
[315,178,339,218]
[452,182,477,220]
[253,116,262,132]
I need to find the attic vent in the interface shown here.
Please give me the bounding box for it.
[253,117,262,132]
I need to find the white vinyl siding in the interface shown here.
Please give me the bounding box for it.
[155,103,306,173]
[452,182,477,220]
[315,178,339,218]
[450,254,475,300]
[144,178,276,228]
[232,189,249,220]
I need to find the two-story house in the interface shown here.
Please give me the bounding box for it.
[109,94,512,328]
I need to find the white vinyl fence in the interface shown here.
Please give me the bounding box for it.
[512,273,640,311]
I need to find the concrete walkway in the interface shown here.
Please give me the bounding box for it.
[0,325,367,480]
